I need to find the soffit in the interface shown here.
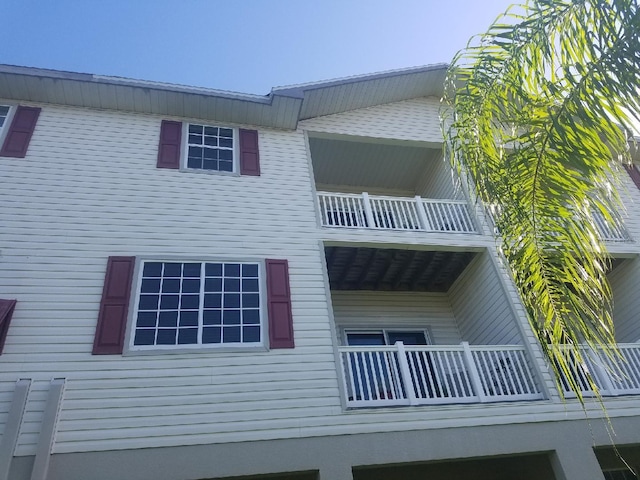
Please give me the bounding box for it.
[274,64,448,120]
[325,246,476,293]
[0,63,448,130]
[310,137,440,192]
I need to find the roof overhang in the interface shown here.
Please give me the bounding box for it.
[0,63,448,130]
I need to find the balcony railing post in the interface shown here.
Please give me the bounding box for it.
[588,348,617,396]
[395,341,418,405]
[461,342,488,402]
[361,192,376,228]
[414,196,431,231]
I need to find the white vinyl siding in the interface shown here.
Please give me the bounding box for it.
[331,291,462,345]
[449,252,522,345]
[0,104,340,455]
[1,97,639,460]
[300,97,442,143]
[415,153,464,200]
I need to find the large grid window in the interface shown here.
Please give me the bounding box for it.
[133,261,261,348]
[0,106,10,131]
[186,124,234,172]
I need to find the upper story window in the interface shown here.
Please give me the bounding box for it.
[132,260,262,349]
[157,120,260,175]
[0,106,10,131]
[186,124,235,172]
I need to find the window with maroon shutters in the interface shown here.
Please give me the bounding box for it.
[94,257,293,353]
[157,121,260,175]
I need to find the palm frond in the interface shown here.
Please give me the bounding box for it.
[442,0,640,402]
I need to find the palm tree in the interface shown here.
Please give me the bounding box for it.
[442,0,640,402]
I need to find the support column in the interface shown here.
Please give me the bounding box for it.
[319,462,353,480]
[551,443,606,480]
[30,378,65,480]
[0,379,31,480]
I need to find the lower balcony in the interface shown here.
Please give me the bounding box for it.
[340,342,543,408]
[557,344,640,398]
[326,245,546,409]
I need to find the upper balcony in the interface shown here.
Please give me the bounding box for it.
[309,134,482,238]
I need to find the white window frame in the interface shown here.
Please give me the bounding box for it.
[0,104,14,147]
[342,328,432,346]
[126,258,267,353]
[181,122,239,175]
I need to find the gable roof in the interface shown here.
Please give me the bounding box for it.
[0,63,448,129]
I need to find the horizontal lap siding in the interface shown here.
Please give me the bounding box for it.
[331,291,461,345]
[449,252,521,345]
[0,105,340,455]
[415,153,464,200]
[300,98,442,143]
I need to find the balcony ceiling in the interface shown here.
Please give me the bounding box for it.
[310,137,440,193]
[325,246,476,292]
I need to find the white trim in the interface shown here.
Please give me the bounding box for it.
[0,104,15,150]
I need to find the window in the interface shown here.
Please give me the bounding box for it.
[345,329,430,346]
[186,124,235,172]
[0,105,10,132]
[131,261,262,349]
[157,121,260,175]
[93,257,292,354]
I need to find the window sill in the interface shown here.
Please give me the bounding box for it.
[123,343,269,356]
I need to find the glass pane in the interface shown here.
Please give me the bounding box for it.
[156,329,177,345]
[142,262,163,277]
[134,329,155,346]
[243,326,260,343]
[178,328,198,344]
[346,332,386,346]
[387,331,428,345]
[158,311,178,327]
[202,326,221,343]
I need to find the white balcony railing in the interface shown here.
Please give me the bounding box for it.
[592,211,631,242]
[487,205,631,243]
[556,343,640,398]
[317,192,477,233]
[339,342,543,408]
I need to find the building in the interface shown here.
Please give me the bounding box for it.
[0,64,640,480]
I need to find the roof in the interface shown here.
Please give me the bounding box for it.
[0,63,448,130]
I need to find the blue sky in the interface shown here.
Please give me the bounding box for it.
[3,0,516,95]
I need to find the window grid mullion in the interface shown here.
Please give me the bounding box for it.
[198,262,205,345]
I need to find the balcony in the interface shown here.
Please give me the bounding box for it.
[317,192,477,234]
[326,246,546,409]
[340,342,543,408]
[557,344,640,398]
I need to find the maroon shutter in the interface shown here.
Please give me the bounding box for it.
[93,256,136,354]
[0,106,41,158]
[625,164,640,190]
[0,299,17,354]
[266,259,294,348]
[239,129,260,176]
[157,120,182,169]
